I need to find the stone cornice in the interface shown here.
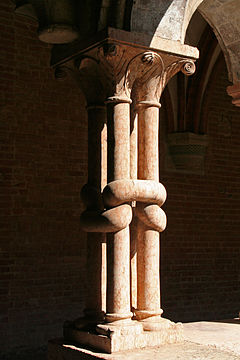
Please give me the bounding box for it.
[51,27,199,67]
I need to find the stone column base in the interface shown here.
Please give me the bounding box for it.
[49,319,183,357]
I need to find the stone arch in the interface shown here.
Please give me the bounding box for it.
[131,0,240,83]
[198,1,240,83]
[131,0,204,42]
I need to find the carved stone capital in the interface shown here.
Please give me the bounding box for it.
[227,82,240,107]
[135,56,196,104]
[133,51,164,104]
[51,29,199,105]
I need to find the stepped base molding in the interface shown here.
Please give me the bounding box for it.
[49,320,183,357]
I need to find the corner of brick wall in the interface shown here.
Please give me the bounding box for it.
[0,2,88,355]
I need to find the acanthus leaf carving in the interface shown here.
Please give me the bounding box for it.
[130,51,164,103]
[98,43,129,100]
[97,46,165,102]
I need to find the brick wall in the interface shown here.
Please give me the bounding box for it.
[161,55,240,322]
[0,2,88,357]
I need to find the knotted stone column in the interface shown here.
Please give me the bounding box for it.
[51,29,199,354]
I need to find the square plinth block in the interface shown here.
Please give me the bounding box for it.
[48,320,183,358]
